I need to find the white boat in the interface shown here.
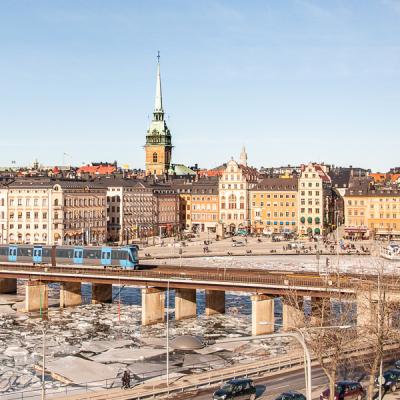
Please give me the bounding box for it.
[380,243,400,260]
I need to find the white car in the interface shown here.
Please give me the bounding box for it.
[232,241,245,247]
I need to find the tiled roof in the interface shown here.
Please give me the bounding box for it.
[252,177,298,191]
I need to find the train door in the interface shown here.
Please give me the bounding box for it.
[33,246,43,264]
[101,247,112,266]
[8,246,17,262]
[73,248,83,265]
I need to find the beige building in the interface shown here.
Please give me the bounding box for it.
[0,184,8,244]
[52,181,107,245]
[7,180,53,244]
[218,157,258,234]
[298,163,333,237]
[6,179,107,245]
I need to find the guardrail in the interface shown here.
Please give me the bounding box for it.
[0,352,303,400]
[0,264,357,290]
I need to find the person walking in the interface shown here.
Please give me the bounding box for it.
[122,370,131,389]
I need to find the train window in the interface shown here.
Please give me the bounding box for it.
[112,250,122,260]
[84,249,101,259]
[19,247,32,257]
[0,247,7,256]
[42,248,51,257]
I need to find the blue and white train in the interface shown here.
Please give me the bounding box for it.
[0,244,139,269]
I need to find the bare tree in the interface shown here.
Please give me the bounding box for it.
[283,273,356,400]
[356,263,400,400]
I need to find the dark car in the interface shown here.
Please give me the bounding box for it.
[212,378,256,400]
[320,381,366,400]
[395,360,400,370]
[275,391,306,400]
[375,369,400,392]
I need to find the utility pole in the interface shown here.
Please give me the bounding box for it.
[41,325,46,400]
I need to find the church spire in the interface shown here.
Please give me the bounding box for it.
[240,145,248,166]
[154,51,163,115]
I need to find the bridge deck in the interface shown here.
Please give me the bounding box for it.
[0,263,387,296]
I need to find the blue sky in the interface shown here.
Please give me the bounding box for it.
[1,0,399,171]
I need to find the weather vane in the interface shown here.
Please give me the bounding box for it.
[157,50,160,63]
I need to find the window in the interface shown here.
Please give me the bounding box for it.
[228,194,237,209]
[152,152,158,163]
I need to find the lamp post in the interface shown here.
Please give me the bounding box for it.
[257,322,352,400]
[215,333,312,400]
[41,324,47,400]
[166,280,170,386]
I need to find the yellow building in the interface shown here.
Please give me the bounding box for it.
[250,178,298,235]
[344,182,400,239]
[145,57,172,176]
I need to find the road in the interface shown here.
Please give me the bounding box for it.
[170,365,330,400]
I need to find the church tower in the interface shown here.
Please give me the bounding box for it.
[145,53,172,176]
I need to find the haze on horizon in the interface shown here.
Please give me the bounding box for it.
[0,0,399,172]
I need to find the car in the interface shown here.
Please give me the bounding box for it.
[287,242,305,250]
[275,391,306,400]
[232,241,246,247]
[375,369,400,392]
[212,378,256,400]
[395,360,400,370]
[320,381,366,400]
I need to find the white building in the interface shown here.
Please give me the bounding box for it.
[7,180,53,244]
[0,184,8,244]
[218,157,258,234]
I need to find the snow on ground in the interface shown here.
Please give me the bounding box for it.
[147,254,400,275]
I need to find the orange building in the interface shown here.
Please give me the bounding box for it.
[190,178,219,233]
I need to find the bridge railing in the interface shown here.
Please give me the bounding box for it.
[0,264,359,290]
[1,264,399,292]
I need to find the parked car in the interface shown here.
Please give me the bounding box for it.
[212,378,256,400]
[287,242,305,250]
[375,369,400,392]
[320,381,366,400]
[275,391,306,400]
[232,241,246,247]
[395,360,400,369]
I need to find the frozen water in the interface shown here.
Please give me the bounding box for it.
[45,356,120,385]
[80,339,133,354]
[91,348,170,364]
[0,277,292,397]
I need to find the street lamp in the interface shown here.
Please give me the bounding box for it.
[41,323,47,400]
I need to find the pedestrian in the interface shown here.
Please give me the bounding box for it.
[122,370,131,389]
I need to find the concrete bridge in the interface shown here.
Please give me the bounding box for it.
[0,264,397,335]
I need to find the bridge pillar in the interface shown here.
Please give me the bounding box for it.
[0,278,17,294]
[251,294,274,335]
[60,282,82,308]
[142,287,165,325]
[205,290,225,316]
[282,299,305,330]
[310,297,331,326]
[357,293,375,328]
[175,288,196,320]
[92,283,112,304]
[25,281,48,312]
